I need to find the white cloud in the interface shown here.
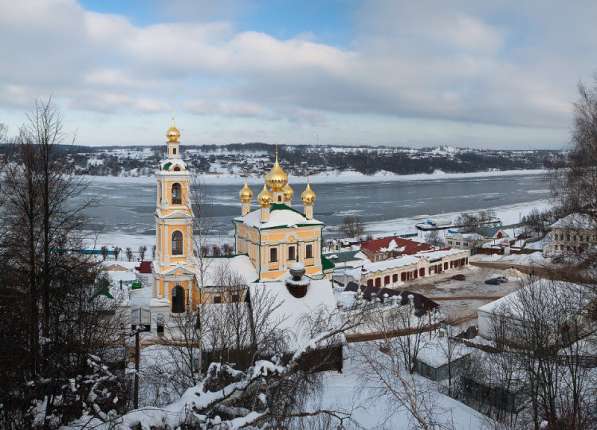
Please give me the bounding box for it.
[0,0,595,148]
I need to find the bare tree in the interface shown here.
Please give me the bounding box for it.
[125,247,133,262]
[341,215,365,239]
[100,245,109,261]
[0,99,127,428]
[426,230,445,247]
[486,278,596,429]
[138,245,147,261]
[113,246,121,261]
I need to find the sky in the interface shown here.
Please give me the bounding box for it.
[0,0,596,149]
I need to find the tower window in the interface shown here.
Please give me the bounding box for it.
[172,183,182,204]
[288,246,296,261]
[306,244,313,259]
[270,247,278,263]
[172,231,183,255]
[173,147,177,155]
[172,285,185,313]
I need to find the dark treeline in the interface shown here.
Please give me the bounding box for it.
[0,141,564,177]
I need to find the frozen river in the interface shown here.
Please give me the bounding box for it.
[81,172,550,244]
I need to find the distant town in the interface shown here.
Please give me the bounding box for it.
[0,143,564,179]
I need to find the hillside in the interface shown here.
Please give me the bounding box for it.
[0,143,564,178]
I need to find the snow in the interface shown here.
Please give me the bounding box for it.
[550,212,597,229]
[478,278,587,316]
[236,206,323,229]
[196,255,258,285]
[416,337,472,368]
[248,278,340,351]
[80,168,547,186]
[473,251,550,266]
[364,255,420,272]
[311,344,492,429]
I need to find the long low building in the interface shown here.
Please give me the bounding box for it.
[343,248,470,289]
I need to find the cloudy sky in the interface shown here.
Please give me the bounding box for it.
[1,0,596,148]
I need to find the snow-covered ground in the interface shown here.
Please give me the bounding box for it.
[307,343,492,429]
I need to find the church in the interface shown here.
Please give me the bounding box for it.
[141,123,337,344]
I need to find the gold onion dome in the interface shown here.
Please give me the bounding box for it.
[239,180,253,203]
[257,184,273,207]
[265,154,288,192]
[166,125,181,143]
[282,183,294,201]
[301,183,316,205]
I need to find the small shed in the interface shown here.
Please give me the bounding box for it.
[415,336,471,381]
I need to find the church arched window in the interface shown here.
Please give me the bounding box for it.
[172,285,185,313]
[172,231,183,255]
[172,183,182,204]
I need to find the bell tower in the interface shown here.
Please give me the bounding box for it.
[153,120,196,311]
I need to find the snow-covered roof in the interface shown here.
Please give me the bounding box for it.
[478,278,588,317]
[364,255,420,273]
[551,213,597,230]
[446,232,484,240]
[196,255,258,286]
[235,204,323,230]
[248,278,340,350]
[417,337,471,368]
[417,248,468,261]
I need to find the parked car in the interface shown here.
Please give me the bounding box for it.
[484,276,508,285]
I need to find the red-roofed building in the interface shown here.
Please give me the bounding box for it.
[135,261,153,274]
[361,236,433,262]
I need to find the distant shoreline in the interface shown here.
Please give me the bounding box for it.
[82,168,548,186]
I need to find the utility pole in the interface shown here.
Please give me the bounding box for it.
[134,328,140,409]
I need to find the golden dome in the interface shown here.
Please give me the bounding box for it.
[166,125,180,143]
[257,184,273,207]
[301,183,316,205]
[265,151,288,192]
[282,183,294,201]
[239,180,253,203]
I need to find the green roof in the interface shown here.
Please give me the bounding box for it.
[270,202,305,216]
[90,284,114,301]
[324,249,361,263]
[321,254,335,271]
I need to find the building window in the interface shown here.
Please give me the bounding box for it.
[375,278,381,288]
[384,275,390,285]
[270,247,278,263]
[172,183,182,204]
[392,274,398,283]
[214,296,222,304]
[419,268,425,277]
[367,279,373,288]
[173,147,177,155]
[288,246,296,261]
[278,195,282,202]
[172,231,183,255]
[172,285,185,313]
[444,262,448,270]
[232,294,240,302]
[306,244,313,259]
[401,272,406,282]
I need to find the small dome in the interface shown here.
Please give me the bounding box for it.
[301,183,316,205]
[257,184,273,207]
[166,126,180,143]
[282,183,294,201]
[239,180,253,203]
[265,153,288,192]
